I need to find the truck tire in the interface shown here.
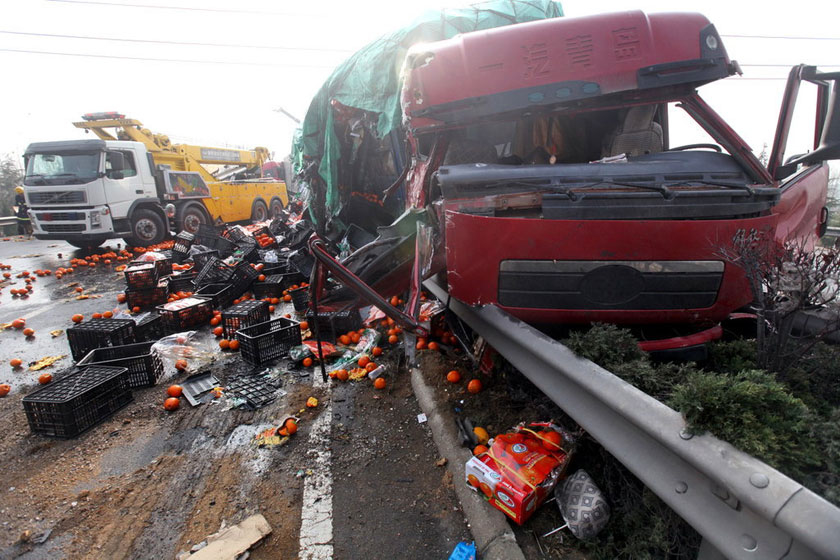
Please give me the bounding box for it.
[127,208,166,247]
[251,199,269,222]
[177,204,209,235]
[270,198,284,218]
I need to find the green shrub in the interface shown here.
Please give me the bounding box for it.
[564,323,643,369]
[706,339,757,374]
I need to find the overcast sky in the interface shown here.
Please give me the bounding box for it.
[1,0,838,168]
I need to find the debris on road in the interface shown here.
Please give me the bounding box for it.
[175,514,272,560]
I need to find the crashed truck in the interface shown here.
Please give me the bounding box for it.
[294,2,840,350]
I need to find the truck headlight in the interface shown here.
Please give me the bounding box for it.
[90,211,101,228]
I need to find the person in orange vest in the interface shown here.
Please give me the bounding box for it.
[14,186,32,238]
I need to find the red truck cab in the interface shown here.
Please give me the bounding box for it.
[394,11,838,327]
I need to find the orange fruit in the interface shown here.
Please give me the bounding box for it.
[38,373,52,384]
[372,346,383,357]
[467,379,483,394]
[336,369,349,382]
[270,297,280,305]
[302,357,313,367]
[268,305,275,313]
[132,307,141,313]
[167,385,183,397]
[103,311,113,318]
[71,314,84,323]
[388,335,398,344]
[473,427,490,445]
[210,316,221,326]
[22,328,34,337]
[258,274,266,282]
[92,313,102,319]
[416,339,427,350]
[541,430,563,452]
[213,326,224,337]
[339,335,351,345]
[10,358,22,368]
[285,418,298,435]
[219,339,230,350]
[350,332,361,344]
[0,384,9,397]
[283,294,292,302]
[300,321,309,330]
[174,359,188,371]
[473,444,488,456]
[374,377,386,390]
[428,341,439,351]
[164,397,180,411]
[75,287,83,293]
[117,293,127,303]
[229,340,240,351]
[446,370,461,383]
[357,355,370,368]
[365,362,377,373]
[390,296,399,306]
[11,318,25,329]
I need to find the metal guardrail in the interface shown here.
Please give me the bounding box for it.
[826,226,840,238]
[426,278,840,560]
[0,216,17,227]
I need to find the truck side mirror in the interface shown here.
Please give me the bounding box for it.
[111,170,125,180]
[786,69,840,168]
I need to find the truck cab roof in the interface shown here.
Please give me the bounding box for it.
[24,139,147,155]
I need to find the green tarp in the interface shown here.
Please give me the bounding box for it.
[294,0,563,224]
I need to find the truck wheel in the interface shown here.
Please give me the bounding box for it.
[270,198,284,218]
[128,209,166,247]
[178,204,208,235]
[251,199,269,222]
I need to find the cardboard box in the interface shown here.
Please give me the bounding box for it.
[465,423,572,524]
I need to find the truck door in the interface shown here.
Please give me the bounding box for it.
[103,149,147,221]
[768,65,840,241]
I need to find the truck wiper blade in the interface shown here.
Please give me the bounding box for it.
[663,180,755,195]
[568,180,674,200]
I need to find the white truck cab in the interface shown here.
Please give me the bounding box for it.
[24,139,162,248]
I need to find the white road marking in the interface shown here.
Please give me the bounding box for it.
[298,366,334,560]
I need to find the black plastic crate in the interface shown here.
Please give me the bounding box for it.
[232,242,259,264]
[279,270,307,289]
[229,264,259,297]
[172,231,195,264]
[135,313,165,341]
[22,365,132,438]
[252,274,286,299]
[258,260,290,275]
[194,231,235,257]
[192,249,220,269]
[124,262,159,290]
[157,297,213,330]
[236,317,302,366]
[167,272,196,293]
[224,226,252,244]
[67,318,137,361]
[128,256,172,279]
[289,286,310,312]
[288,248,315,279]
[222,300,270,339]
[195,283,234,309]
[251,226,277,249]
[77,342,164,388]
[194,257,235,287]
[125,277,169,310]
[305,308,362,340]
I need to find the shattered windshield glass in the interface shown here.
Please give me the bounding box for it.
[24,152,100,185]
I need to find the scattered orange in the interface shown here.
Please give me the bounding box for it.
[372,346,383,357]
[390,296,399,306]
[374,377,386,390]
[300,321,309,330]
[283,294,291,302]
[473,427,490,445]
[71,314,84,323]
[416,339,427,350]
[365,362,377,373]
[92,313,102,319]
[0,384,9,397]
[213,326,224,337]
[174,359,188,371]
[75,287,83,293]
[22,328,34,337]
[228,339,240,351]
[103,311,113,318]
[357,355,370,368]
[258,274,266,282]
[284,418,298,435]
[446,370,461,383]
[164,397,180,411]
[428,341,439,351]
[302,357,313,367]
[268,305,275,313]
[167,385,183,397]
[210,316,221,326]
[336,369,349,382]
[473,444,488,456]
[467,379,483,394]
[339,335,351,345]
[10,358,22,368]
[11,318,25,329]
[219,339,230,350]
[350,332,361,344]
[38,373,52,384]
[388,335,398,344]
[132,307,141,313]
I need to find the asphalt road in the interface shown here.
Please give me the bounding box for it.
[0,236,473,559]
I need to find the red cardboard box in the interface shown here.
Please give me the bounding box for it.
[465,422,573,524]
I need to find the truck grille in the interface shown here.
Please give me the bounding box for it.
[41,224,87,233]
[35,212,86,221]
[29,191,87,204]
[498,260,724,310]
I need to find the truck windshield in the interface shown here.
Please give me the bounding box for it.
[24,152,100,185]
